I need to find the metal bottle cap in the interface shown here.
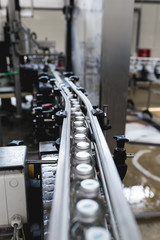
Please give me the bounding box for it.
[74,133,87,144]
[76,141,90,151]
[85,227,111,240]
[75,116,85,121]
[80,179,99,197]
[73,121,84,128]
[75,151,91,164]
[76,199,99,223]
[76,164,93,176]
[75,126,87,134]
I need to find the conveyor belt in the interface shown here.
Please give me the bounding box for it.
[47,69,141,240]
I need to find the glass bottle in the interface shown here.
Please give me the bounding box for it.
[72,151,92,166]
[71,111,83,120]
[71,164,95,193]
[70,98,78,102]
[78,179,100,199]
[71,199,105,240]
[75,141,91,154]
[74,164,94,180]
[73,133,89,145]
[74,126,88,135]
[75,116,85,122]
[75,179,104,213]
[71,134,91,161]
[85,227,111,240]
[72,121,85,131]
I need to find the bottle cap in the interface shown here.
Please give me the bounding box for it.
[74,133,86,143]
[73,121,84,128]
[75,126,88,134]
[76,141,90,151]
[71,107,77,112]
[76,164,93,178]
[80,179,99,197]
[85,227,111,240]
[74,111,83,116]
[75,116,85,121]
[76,199,99,223]
[75,151,91,164]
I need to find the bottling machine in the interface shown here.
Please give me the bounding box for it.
[0,65,141,240]
[0,1,141,239]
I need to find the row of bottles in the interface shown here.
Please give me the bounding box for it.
[65,90,111,240]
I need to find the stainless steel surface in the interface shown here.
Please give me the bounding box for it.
[18,28,32,55]
[72,0,103,105]
[39,141,57,155]
[100,0,134,151]
[66,78,141,240]
[48,72,71,240]
[0,146,26,169]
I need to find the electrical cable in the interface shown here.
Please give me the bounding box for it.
[22,227,26,240]
[13,224,18,240]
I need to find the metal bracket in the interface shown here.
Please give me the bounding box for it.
[113,135,129,180]
[54,87,61,96]
[77,86,85,92]
[63,72,74,78]
[55,110,67,125]
[69,75,79,83]
[92,107,111,131]
[92,107,103,116]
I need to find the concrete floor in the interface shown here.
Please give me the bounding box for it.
[124,81,160,240]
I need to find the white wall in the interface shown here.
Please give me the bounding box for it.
[131,3,160,57]
[22,10,65,52]
[1,0,63,8]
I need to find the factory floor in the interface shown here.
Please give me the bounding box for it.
[125,81,160,240]
[0,81,160,239]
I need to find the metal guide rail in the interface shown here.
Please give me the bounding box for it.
[48,69,141,240]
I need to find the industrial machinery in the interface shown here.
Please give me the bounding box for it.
[0,1,141,239]
[0,0,63,117]
[128,56,160,131]
[0,64,141,240]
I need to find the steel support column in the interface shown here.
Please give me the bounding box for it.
[100,0,134,151]
[8,0,22,117]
